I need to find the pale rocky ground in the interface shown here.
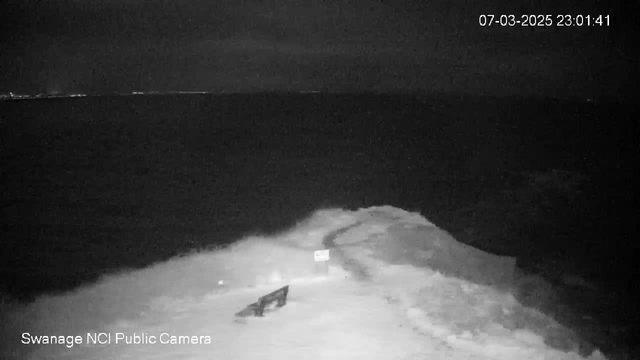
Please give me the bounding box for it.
[1,206,609,360]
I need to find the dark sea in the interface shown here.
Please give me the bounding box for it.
[1,93,637,355]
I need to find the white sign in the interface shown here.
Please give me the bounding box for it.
[314,249,330,262]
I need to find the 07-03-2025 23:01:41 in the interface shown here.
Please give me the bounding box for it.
[478,14,610,27]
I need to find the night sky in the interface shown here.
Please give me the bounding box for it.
[1,0,637,99]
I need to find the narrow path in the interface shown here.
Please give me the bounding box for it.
[321,222,372,281]
[321,222,361,248]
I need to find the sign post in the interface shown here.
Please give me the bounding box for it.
[313,249,330,276]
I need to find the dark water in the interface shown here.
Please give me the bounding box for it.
[1,93,637,354]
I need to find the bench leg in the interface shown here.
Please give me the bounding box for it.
[255,300,266,317]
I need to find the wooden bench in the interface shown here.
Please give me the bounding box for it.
[235,285,289,317]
